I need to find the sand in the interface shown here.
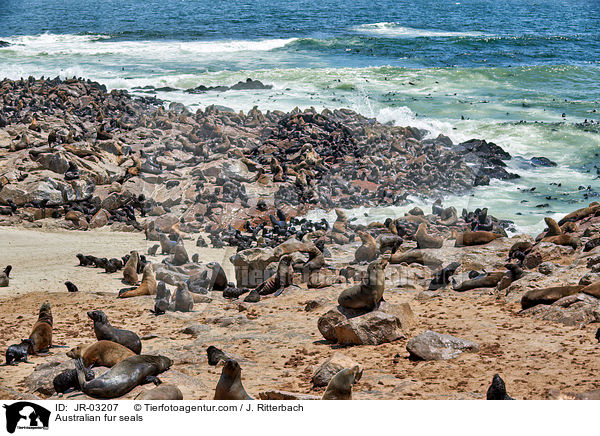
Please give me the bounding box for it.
[0,227,599,400]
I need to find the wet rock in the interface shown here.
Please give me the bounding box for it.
[406,330,480,361]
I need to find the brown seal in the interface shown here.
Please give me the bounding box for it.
[75,355,173,399]
[415,223,443,249]
[338,257,388,310]
[389,249,443,269]
[28,302,53,354]
[254,255,293,296]
[331,209,351,244]
[171,284,194,312]
[455,231,502,247]
[214,359,253,400]
[541,234,580,249]
[354,231,377,263]
[558,202,600,225]
[452,271,505,292]
[87,310,142,354]
[134,384,183,400]
[544,217,562,236]
[122,251,139,285]
[581,280,600,298]
[67,340,135,367]
[118,263,157,298]
[496,264,524,291]
[321,366,359,400]
[520,285,584,310]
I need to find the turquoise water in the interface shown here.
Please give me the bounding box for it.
[0,0,599,232]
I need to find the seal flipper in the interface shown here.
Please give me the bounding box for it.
[143,376,162,386]
[74,358,88,391]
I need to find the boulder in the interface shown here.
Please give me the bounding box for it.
[89,208,110,229]
[521,293,600,326]
[312,353,362,387]
[406,330,480,361]
[230,247,278,288]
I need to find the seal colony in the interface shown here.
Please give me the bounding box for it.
[1,77,600,400]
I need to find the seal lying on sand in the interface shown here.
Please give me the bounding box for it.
[118,263,157,298]
[134,384,183,400]
[0,265,11,287]
[452,271,505,292]
[338,257,388,310]
[75,355,173,399]
[28,302,53,354]
[389,249,442,269]
[67,341,135,367]
[486,374,513,400]
[322,366,360,400]
[87,310,142,354]
[3,339,33,365]
[214,359,253,400]
[520,285,584,310]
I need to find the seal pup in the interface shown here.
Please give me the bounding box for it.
[353,231,378,263]
[322,366,359,400]
[159,233,177,254]
[87,310,142,354]
[207,346,228,366]
[497,264,524,291]
[134,384,183,400]
[0,265,11,287]
[338,257,388,310]
[3,339,33,365]
[428,262,461,291]
[214,359,253,400]
[151,282,171,315]
[253,255,293,296]
[28,302,53,354]
[415,223,443,249]
[170,284,194,312]
[75,355,173,399]
[331,208,351,244]
[122,251,139,285]
[118,263,157,298]
[243,289,261,303]
[53,367,95,394]
[520,285,584,310]
[64,281,79,293]
[454,231,502,247]
[486,374,513,400]
[67,341,135,368]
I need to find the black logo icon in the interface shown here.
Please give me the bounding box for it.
[3,402,50,433]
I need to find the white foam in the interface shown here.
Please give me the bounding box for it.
[353,22,487,38]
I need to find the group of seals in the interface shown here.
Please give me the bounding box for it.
[87,310,142,354]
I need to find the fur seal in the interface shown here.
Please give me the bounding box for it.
[377,234,403,254]
[428,262,461,291]
[581,279,600,298]
[520,285,584,310]
[243,289,261,303]
[207,261,227,291]
[0,265,11,287]
[322,366,359,400]
[254,255,293,296]
[122,251,139,285]
[214,359,253,400]
[118,263,157,298]
[159,233,177,254]
[53,367,95,394]
[151,282,171,315]
[541,234,580,249]
[75,355,173,399]
[67,340,135,367]
[170,284,194,312]
[454,231,502,247]
[415,223,443,249]
[28,302,53,354]
[64,281,79,292]
[338,257,387,310]
[544,217,562,236]
[4,339,33,365]
[486,374,513,400]
[558,202,600,225]
[134,384,183,400]
[496,264,524,291]
[87,310,142,354]
[353,231,377,263]
[452,271,505,292]
[171,239,189,266]
[389,249,443,269]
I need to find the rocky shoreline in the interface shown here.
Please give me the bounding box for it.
[1,76,600,400]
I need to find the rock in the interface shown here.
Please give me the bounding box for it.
[180,324,210,337]
[312,353,362,387]
[538,262,556,275]
[101,193,122,211]
[305,298,327,312]
[523,251,543,269]
[89,208,110,229]
[406,330,480,361]
[24,359,73,396]
[521,294,600,326]
[230,247,278,288]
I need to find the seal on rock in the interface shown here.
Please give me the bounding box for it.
[353,231,377,263]
[122,251,139,285]
[118,263,157,298]
[338,257,388,310]
[321,366,359,400]
[454,231,502,247]
[520,285,584,310]
[415,223,443,249]
[75,355,173,399]
[53,367,95,394]
[428,262,461,291]
[134,384,183,400]
[214,359,253,400]
[67,340,135,367]
[544,217,562,237]
[87,310,142,354]
[28,302,53,355]
[254,255,293,296]
[541,234,580,249]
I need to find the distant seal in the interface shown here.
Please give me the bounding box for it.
[134,384,183,400]
[454,231,502,247]
[254,255,293,296]
[4,339,33,365]
[171,239,189,266]
[122,251,139,285]
[0,265,11,287]
[486,374,513,400]
[520,285,584,310]
[452,271,505,292]
[75,355,173,399]
[159,233,177,254]
[353,231,377,263]
[322,366,359,400]
[428,262,461,291]
[207,261,227,291]
[118,263,157,298]
[87,310,142,354]
[28,302,53,354]
[151,282,171,315]
[67,341,135,367]
[415,223,443,249]
[64,281,79,293]
[214,359,253,400]
[338,257,388,310]
[53,367,95,394]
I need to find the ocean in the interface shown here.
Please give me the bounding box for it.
[1,0,599,233]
